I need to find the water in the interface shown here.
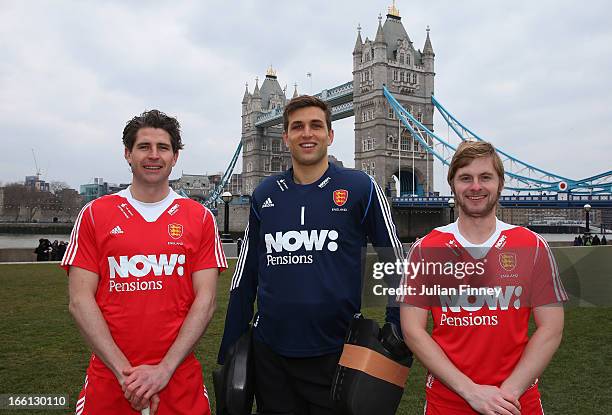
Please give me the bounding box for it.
[0,234,71,249]
[539,234,580,242]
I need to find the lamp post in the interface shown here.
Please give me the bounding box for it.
[584,203,591,234]
[448,198,455,223]
[221,191,233,242]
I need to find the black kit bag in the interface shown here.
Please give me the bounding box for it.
[331,314,413,415]
[213,328,255,415]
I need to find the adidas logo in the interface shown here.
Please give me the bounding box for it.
[110,226,124,235]
[262,198,275,208]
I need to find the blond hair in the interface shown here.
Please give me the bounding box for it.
[447,141,505,192]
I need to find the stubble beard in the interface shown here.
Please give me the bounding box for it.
[457,192,499,218]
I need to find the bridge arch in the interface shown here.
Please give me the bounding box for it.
[392,168,424,196]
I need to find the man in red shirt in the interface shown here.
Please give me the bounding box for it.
[62,110,227,414]
[400,141,566,414]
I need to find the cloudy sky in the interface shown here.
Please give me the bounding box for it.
[1,0,610,194]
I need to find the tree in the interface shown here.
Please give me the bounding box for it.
[2,183,54,222]
[50,181,70,194]
[55,188,84,220]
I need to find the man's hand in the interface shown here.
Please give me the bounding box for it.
[149,394,160,415]
[122,364,172,405]
[499,306,564,402]
[124,393,160,414]
[463,383,521,415]
[499,382,521,406]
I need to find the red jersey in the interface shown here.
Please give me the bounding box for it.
[400,219,567,411]
[61,189,227,379]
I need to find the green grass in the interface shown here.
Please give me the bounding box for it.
[0,257,611,414]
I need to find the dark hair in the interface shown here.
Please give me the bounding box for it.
[283,95,332,132]
[122,109,183,152]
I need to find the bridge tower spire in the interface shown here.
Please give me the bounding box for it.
[352,3,435,196]
[353,24,363,68]
[240,69,292,195]
[422,26,435,101]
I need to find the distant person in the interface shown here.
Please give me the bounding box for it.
[235,237,243,257]
[573,236,580,246]
[34,239,45,261]
[400,141,567,414]
[592,234,601,246]
[584,234,592,246]
[51,240,60,261]
[57,241,67,260]
[602,235,608,245]
[62,109,226,414]
[34,238,51,261]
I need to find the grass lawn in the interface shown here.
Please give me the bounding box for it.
[0,255,611,414]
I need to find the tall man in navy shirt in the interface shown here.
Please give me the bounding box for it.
[219,95,405,414]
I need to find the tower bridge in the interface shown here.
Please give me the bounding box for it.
[210,2,612,238]
[241,5,437,198]
[254,81,355,128]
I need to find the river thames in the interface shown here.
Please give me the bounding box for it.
[0,234,71,249]
[0,232,585,250]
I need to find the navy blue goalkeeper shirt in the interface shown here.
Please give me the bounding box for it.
[218,163,404,363]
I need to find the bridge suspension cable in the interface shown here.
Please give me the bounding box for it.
[383,86,612,195]
[203,141,243,207]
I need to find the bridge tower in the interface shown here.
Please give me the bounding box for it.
[353,3,435,196]
[240,67,293,195]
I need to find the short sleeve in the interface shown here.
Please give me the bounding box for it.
[193,207,228,273]
[60,202,99,275]
[531,235,568,306]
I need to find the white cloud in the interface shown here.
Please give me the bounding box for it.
[1,0,610,192]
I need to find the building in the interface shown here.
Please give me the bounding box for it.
[170,173,210,201]
[239,4,435,197]
[352,5,435,196]
[79,178,129,202]
[0,184,83,223]
[602,209,612,231]
[207,173,222,192]
[108,183,129,194]
[497,207,603,229]
[80,178,108,203]
[328,155,344,168]
[226,173,243,196]
[168,172,243,202]
[240,67,292,195]
[25,175,50,192]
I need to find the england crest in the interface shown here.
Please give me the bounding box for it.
[168,223,184,239]
[499,252,517,272]
[333,189,348,207]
